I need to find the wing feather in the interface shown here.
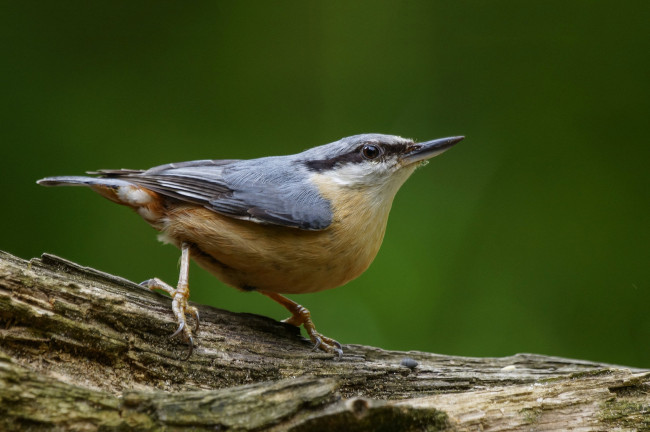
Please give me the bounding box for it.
[96,158,332,230]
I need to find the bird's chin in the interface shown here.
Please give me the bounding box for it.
[398,158,429,170]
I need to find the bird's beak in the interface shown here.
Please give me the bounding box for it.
[401,136,464,165]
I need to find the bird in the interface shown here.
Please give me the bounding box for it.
[37,133,463,359]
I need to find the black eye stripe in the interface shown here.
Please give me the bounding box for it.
[305,151,364,172]
[304,142,412,172]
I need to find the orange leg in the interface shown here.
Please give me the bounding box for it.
[260,291,343,359]
[140,242,199,359]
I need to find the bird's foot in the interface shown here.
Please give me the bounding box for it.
[140,277,199,359]
[283,304,343,359]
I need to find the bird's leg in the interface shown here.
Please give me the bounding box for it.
[260,291,343,359]
[140,242,199,358]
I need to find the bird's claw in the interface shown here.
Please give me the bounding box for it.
[169,321,194,359]
[307,330,343,360]
[171,321,186,339]
[140,277,198,358]
[311,336,322,351]
[191,308,200,332]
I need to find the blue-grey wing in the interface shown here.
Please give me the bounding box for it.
[96,158,332,230]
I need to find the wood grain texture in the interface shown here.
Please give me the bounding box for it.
[0,250,648,431]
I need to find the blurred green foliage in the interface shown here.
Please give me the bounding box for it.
[1,1,648,367]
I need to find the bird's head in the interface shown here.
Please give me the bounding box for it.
[301,134,463,201]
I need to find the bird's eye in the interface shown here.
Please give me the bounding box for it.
[361,144,381,160]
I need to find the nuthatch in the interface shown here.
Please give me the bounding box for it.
[38,133,463,358]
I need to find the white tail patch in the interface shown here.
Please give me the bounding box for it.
[116,186,154,206]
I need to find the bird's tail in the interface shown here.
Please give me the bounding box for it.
[37,176,133,189]
[37,176,154,208]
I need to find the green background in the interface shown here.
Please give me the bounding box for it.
[2,2,648,367]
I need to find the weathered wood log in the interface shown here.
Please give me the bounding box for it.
[0,250,648,431]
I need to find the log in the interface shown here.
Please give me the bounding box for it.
[0,250,648,431]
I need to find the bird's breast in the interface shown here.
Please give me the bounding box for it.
[156,188,392,294]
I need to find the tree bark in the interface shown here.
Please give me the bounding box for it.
[0,250,648,431]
